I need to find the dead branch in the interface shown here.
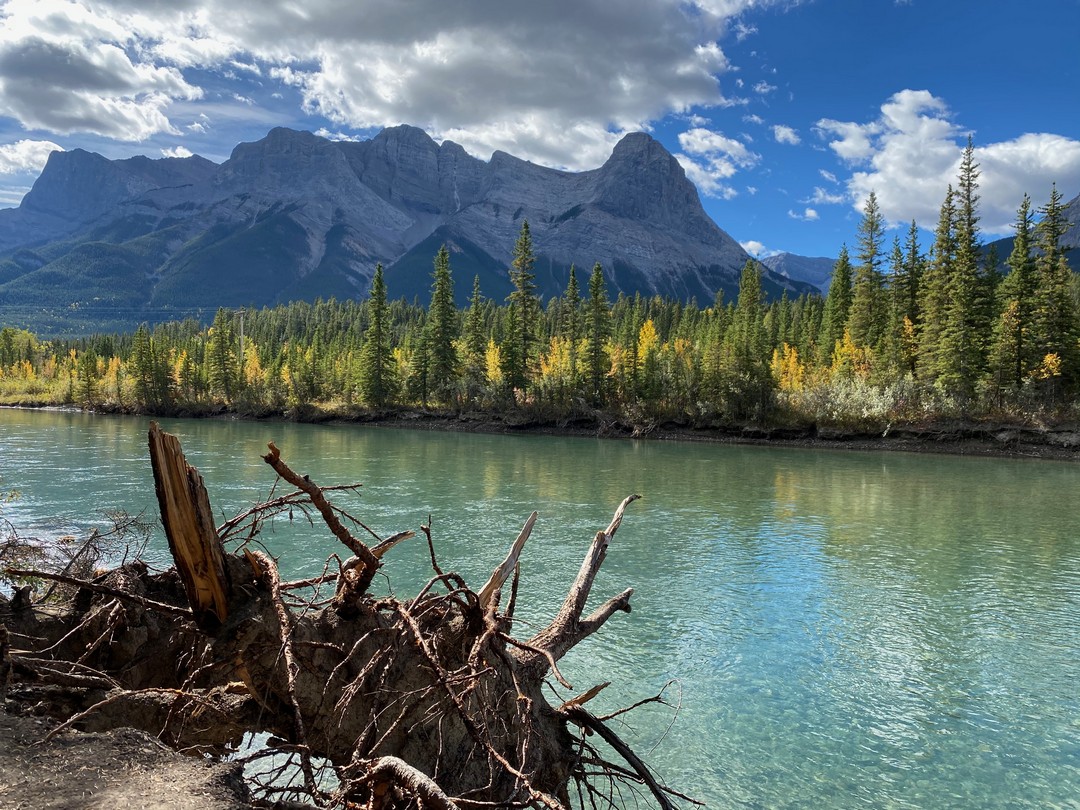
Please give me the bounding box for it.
[3,567,191,619]
[478,512,538,611]
[522,495,640,670]
[348,755,462,810]
[563,706,700,810]
[262,441,382,595]
[246,549,318,796]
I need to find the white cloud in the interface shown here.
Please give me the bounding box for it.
[743,113,764,125]
[314,127,361,142]
[788,207,819,221]
[0,138,63,174]
[733,21,757,41]
[677,153,738,199]
[679,127,759,166]
[818,89,1080,234]
[676,126,760,198]
[819,169,837,183]
[806,186,846,205]
[753,80,776,94]
[772,124,799,145]
[161,145,192,158]
[0,0,800,169]
[0,0,202,140]
[741,239,767,255]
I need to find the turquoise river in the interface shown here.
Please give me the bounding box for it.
[1,408,1079,809]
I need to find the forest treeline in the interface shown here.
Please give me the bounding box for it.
[1,142,1077,431]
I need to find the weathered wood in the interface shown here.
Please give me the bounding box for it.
[147,422,230,629]
[524,494,640,667]
[262,441,382,595]
[351,756,462,810]
[478,510,538,610]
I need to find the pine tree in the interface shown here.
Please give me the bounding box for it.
[893,221,923,333]
[461,275,488,401]
[917,185,957,382]
[1031,184,1078,390]
[560,264,582,342]
[357,264,397,407]
[936,138,987,398]
[585,263,610,403]
[817,245,853,365]
[207,309,240,402]
[427,245,459,404]
[506,220,539,391]
[848,191,887,352]
[990,195,1037,389]
[130,324,171,408]
[719,261,773,419]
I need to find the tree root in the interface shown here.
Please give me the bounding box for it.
[0,423,693,809]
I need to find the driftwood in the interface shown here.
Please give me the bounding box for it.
[1,422,696,809]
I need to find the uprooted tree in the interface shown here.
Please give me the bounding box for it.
[0,423,696,809]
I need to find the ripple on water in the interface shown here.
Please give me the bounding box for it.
[3,412,1080,809]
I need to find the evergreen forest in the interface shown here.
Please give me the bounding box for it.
[1,144,1078,433]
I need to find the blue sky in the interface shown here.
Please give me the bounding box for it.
[0,0,1078,260]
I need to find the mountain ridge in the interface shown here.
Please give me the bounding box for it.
[0,126,818,334]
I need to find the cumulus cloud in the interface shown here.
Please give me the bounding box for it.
[0,138,62,174]
[788,207,818,221]
[816,89,1080,234]
[0,0,805,169]
[0,0,202,140]
[676,126,760,198]
[161,145,192,158]
[772,124,799,145]
[806,186,846,205]
[753,80,776,95]
[740,239,768,255]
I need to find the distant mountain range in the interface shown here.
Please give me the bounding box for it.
[765,188,1080,292]
[0,126,820,335]
[759,252,837,293]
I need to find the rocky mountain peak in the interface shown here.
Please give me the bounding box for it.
[21,147,217,222]
[592,131,702,230]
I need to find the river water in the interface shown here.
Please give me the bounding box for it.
[2,408,1079,809]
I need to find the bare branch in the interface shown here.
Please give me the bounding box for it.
[523,496,639,668]
[262,441,381,595]
[3,567,191,619]
[564,706,703,810]
[478,511,538,610]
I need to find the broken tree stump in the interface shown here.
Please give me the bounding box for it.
[147,421,229,630]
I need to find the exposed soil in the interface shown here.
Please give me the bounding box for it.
[0,708,250,809]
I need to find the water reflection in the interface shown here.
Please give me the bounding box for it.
[2,408,1079,808]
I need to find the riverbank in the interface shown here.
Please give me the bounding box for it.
[350,409,1080,460]
[6,401,1080,460]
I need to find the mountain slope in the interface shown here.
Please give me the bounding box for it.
[0,126,817,334]
[759,252,837,293]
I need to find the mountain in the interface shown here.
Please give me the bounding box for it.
[759,252,836,293]
[0,126,817,334]
[983,189,1080,271]
[1062,191,1080,249]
